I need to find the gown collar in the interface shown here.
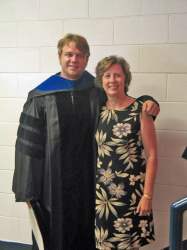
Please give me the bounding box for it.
[36,71,94,92]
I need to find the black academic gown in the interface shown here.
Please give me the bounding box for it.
[13,71,101,250]
[12,71,157,250]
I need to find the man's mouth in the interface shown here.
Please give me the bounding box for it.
[68,65,77,68]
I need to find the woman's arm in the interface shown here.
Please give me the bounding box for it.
[136,111,158,216]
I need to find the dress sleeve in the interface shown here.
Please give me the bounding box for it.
[137,95,159,105]
[12,94,46,202]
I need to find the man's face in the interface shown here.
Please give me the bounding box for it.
[59,41,89,80]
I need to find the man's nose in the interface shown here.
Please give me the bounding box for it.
[71,54,78,61]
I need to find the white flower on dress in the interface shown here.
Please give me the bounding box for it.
[108,183,126,199]
[141,229,150,238]
[139,220,149,238]
[139,220,148,229]
[95,227,115,250]
[99,168,115,185]
[96,187,125,219]
[95,130,113,157]
[138,172,145,183]
[115,138,138,170]
[100,106,118,124]
[129,175,137,186]
[112,123,131,138]
[114,218,133,233]
[97,158,103,168]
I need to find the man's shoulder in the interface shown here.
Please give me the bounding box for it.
[84,70,95,81]
[26,74,57,99]
[27,71,96,100]
[90,86,106,105]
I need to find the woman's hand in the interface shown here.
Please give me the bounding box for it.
[136,195,152,216]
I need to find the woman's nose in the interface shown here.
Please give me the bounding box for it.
[109,75,115,82]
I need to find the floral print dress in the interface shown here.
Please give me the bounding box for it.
[95,100,155,250]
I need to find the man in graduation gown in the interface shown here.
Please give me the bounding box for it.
[12,33,160,250]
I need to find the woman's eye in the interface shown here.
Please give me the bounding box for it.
[104,74,110,78]
[115,74,119,77]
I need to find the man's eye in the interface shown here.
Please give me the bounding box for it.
[64,53,84,58]
[77,54,84,59]
[65,53,72,57]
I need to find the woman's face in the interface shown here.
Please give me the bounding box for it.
[102,63,126,98]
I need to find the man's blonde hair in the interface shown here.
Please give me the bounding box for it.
[57,33,90,57]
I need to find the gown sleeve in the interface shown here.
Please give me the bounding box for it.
[137,95,159,120]
[12,93,46,202]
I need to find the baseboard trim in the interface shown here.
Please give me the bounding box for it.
[0,241,32,250]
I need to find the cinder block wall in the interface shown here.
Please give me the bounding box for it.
[0,1,187,249]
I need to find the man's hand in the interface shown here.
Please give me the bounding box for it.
[142,100,160,117]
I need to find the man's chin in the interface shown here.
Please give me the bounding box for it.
[61,70,83,80]
[69,70,83,79]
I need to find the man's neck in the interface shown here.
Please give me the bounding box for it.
[60,71,83,81]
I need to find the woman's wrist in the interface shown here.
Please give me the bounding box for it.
[143,193,152,200]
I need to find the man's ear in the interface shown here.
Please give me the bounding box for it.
[58,54,61,65]
[85,55,89,65]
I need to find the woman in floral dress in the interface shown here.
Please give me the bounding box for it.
[95,56,158,250]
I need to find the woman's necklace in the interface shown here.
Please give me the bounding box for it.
[106,97,135,110]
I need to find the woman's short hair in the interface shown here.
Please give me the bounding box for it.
[57,33,90,57]
[95,55,132,93]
